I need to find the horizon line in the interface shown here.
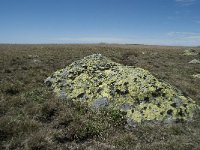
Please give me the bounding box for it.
[0,42,198,47]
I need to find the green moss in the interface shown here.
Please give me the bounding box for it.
[45,54,199,125]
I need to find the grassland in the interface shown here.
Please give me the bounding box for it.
[0,44,200,150]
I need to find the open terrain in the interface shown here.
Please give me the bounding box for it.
[0,44,200,150]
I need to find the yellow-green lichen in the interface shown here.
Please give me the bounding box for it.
[45,54,199,125]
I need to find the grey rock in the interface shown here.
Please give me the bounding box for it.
[93,97,109,109]
[172,96,183,108]
[59,90,67,99]
[44,77,54,87]
[28,54,39,58]
[126,118,136,128]
[60,70,68,77]
[120,103,131,110]
[33,59,41,64]
[163,116,174,124]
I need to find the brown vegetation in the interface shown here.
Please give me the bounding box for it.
[0,44,200,149]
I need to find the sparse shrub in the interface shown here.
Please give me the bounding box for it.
[169,125,185,135]
[24,130,54,150]
[99,108,127,127]
[24,87,49,104]
[5,87,20,96]
[37,100,60,123]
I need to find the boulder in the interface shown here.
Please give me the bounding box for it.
[45,54,199,125]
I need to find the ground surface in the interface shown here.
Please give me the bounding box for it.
[0,44,200,150]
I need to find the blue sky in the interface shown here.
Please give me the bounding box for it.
[0,0,200,46]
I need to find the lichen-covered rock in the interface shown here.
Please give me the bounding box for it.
[189,59,200,64]
[183,49,199,56]
[193,74,200,79]
[45,54,199,124]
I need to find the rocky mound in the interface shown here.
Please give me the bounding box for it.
[45,54,199,124]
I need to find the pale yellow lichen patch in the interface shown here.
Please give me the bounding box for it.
[126,110,142,123]
[45,54,199,124]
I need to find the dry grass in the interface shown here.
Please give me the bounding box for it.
[0,44,200,150]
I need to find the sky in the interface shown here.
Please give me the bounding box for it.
[0,0,200,46]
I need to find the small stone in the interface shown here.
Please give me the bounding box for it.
[28,54,39,58]
[33,59,41,64]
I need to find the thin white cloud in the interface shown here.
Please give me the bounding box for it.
[168,32,200,44]
[54,36,136,44]
[168,32,200,36]
[54,34,200,46]
[194,20,200,24]
[175,0,197,6]
[175,0,196,2]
